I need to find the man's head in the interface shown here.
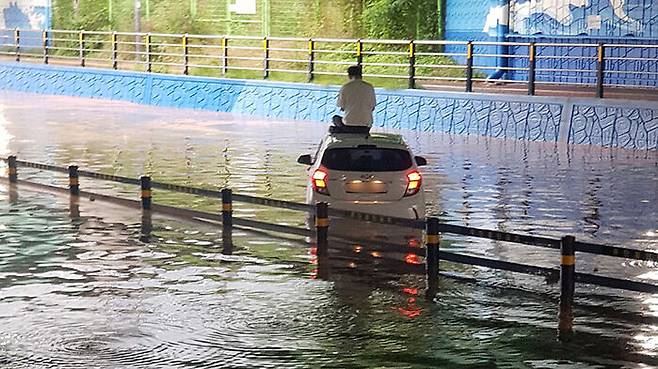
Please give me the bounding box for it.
[347,65,362,80]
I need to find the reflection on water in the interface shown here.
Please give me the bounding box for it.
[0,92,657,367]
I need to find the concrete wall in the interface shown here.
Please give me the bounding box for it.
[0,62,656,150]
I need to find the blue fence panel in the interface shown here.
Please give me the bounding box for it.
[507,36,658,87]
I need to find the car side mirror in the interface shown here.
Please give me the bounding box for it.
[415,156,427,166]
[297,154,313,165]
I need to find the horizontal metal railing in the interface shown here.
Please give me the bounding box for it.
[3,157,657,266]
[3,155,658,337]
[1,29,657,97]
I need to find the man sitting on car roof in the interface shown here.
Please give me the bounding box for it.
[331,65,376,134]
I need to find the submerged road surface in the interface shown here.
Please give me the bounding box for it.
[0,92,657,368]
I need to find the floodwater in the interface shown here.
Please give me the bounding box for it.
[0,92,657,368]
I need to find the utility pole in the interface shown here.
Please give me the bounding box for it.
[437,0,444,40]
[134,0,141,55]
[190,0,197,18]
[261,0,270,37]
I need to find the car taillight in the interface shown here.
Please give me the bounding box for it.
[312,167,329,195]
[405,170,422,197]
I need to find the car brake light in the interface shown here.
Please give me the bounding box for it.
[405,170,422,197]
[312,167,329,195]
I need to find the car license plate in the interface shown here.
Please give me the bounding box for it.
[344,180,387,194]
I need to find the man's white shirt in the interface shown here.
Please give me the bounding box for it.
[337,79,376,127]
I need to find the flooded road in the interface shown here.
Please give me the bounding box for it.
[1,92,657,367]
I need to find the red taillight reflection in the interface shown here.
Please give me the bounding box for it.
[403,287,418,295]
[405,170,422,197]
[407,238,421,248]
[405,253,422,265]
[311,167,329,195]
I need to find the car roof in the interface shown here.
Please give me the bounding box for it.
[324,132,408,149]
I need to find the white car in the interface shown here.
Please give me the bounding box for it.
[297,132,427,220]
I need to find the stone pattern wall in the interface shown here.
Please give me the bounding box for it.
[570,104,658,149]
[0,62,655,150]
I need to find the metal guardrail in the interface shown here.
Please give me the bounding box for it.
[4,156,658,339]
[1,28,656,97]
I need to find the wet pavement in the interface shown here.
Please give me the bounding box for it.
[0,92,657,368]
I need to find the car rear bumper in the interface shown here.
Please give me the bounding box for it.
[311,194,426,220]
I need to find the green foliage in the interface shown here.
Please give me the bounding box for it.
[361,0,438,39]
[51,0,439,40]
[47,0,453,90]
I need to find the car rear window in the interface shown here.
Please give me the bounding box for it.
[320,147,413,172]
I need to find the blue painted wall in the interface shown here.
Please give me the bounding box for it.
[0,62,656,150]
[451,0,658,38]
[446,0,658,85]
[509,0,658,38]
[0,1,51,48]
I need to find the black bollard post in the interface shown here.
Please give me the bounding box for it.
[356,39,363,66]
[140,210,152,243]
[140,176,151,210]
[307,39,314,83]
[315,202,329,257]
[145,33,152,72]
[221,38,228,75]
[596,43,605,98]
[527,42,536,96]
[408,41,416,89]
[465,41,474,93]
[182,34,189,75]
[425,217,440,300]
[181,33,190,75]
[14,29,20,62]
[558,235,576,340]
[221,188,233,254]
[79,30,85,67]
[7,155,17,183]
[42,30,49,64]
[69,196,80,219]
[111,32,118,70]
[263,37,270,79]
[68,165,80,196]
[8,181,18,203]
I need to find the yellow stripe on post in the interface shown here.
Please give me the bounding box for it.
[222,203,232,212]
[598,45,603,63]
[427,235,440,244]
[561,255,575,266]
[7,168,16,175]
[141,189,152,198]
[69,178,79,186]
[315,218,329,227]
